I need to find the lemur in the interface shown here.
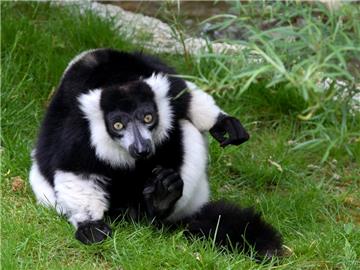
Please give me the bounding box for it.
[29,48,282,258]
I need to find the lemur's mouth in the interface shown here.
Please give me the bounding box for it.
[129,144,153,160]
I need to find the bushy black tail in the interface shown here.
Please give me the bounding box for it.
[183,201,283,259]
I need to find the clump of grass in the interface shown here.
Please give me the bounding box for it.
[183,1,360,162]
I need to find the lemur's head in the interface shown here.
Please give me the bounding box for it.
[78,73,172,166]
[100,81,159,159]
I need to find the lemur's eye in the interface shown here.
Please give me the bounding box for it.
[113,122,124,130]
[144,114,153,124]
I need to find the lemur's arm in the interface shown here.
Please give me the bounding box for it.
[185,81,250,147]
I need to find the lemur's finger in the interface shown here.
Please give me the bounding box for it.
[155,170,175,195]
[162,172,181,188]
[210,129,227,143]
[167,180,183,193]
[143,185,156,196]
[220,117,249,146]
[152,166,163,174]
[220,138,232,147]
[153,168,174,180]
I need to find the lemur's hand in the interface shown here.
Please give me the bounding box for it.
[210,114,250,147]
[75,220,112,244]
[143,166,183,219]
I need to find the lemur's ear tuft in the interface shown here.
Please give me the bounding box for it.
[210,114,250,147]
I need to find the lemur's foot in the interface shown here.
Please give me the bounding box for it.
[75,220,112,244]
[143,167,183,219]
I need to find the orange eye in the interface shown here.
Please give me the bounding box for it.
[144,114,153,124]
[113,122,124,130]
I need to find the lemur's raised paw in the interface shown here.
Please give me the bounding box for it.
[210,114,250,147]
[143,166,183,219]
[75,220,112,244]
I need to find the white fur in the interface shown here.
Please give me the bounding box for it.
[143,73,173,144]
[186,81,222,132]
[78,89,135,168]
[29,160,56,207]
[54,170,109,227]
[63,49,99,76]
[167,120,210,221]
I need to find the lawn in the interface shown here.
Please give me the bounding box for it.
[1,2,359,270]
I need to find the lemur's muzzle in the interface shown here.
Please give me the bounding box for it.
[128,124,153,159]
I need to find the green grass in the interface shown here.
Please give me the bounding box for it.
[171,0,360,162]
[1,2,359,270]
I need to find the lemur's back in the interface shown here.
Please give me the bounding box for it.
[59,49,174,99]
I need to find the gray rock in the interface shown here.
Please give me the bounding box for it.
[55,1,247,54]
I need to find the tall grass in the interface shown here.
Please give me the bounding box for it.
[174,1,360,162]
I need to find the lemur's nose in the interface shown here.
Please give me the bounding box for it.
[129,139,152,159]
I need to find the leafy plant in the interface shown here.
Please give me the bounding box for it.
[182,1,360,161]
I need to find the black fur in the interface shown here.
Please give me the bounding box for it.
[184,201,283,258]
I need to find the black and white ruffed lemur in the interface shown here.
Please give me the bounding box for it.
[29,48,282,258]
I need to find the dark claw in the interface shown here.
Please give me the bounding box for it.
[152,166,162,174]
[210,114,250,147]
[75,220,112,244]
[167,180,183,192]
[162,173,180,188]
[143,185,156,196]
[153,168,174,181]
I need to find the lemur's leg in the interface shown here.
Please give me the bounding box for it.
[185,81,250,147]
[29,160,57,207]
[143,120,210,221]
[185,81,222,132]
[53,171,111,244]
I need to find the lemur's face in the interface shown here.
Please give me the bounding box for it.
[100,81,159,159]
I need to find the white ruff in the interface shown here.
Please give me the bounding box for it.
[167,120,210,221]
[78,89,135,168]
[54,170,109,227]
[186,81,222,132]
[143,73,173,144]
